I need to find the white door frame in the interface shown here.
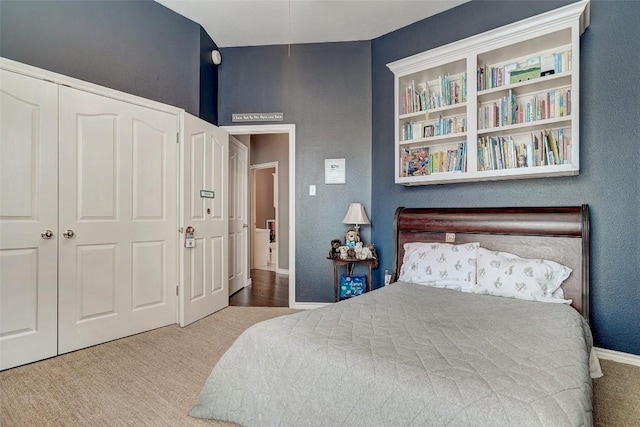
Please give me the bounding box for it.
[222,124,296,308]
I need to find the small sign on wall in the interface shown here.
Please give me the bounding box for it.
[232,112,284,122]
[325,159,346,184]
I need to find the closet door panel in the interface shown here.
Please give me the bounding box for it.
[0,70,58,370]
[77,244,117,320]
[133,120,166,220]
[76,115,118,219]
[58,86,178,354]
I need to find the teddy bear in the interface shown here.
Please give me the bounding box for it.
[354,242,372,260]
[344,229,360,249]
[328,238,342,259]
[337,245,357,260]
[338,245,350,260]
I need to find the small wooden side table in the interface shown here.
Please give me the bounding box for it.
[329,258,375,302]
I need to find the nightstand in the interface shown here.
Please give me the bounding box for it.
[329,258,375,302]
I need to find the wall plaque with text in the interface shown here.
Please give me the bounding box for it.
[232,112,284,122]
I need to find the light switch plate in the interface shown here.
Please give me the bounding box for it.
[309,185,316,196]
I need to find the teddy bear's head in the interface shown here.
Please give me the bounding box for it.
[344,230,360,248]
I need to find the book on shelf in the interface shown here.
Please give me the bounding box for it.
[458,142,467,172]
[401,81,428,115]
[547,129,560,164]
[401,121,424,141]
[412,80,416,112]
[432,151,441,173]
[400,147,430,177]
[543,133,552,165]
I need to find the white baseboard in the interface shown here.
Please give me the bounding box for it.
[595,347,640,367]
[277,268,289,275]
[291,302,331,310]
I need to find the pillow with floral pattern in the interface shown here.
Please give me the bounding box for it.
[474,247,572,304]
[398,242,480,290]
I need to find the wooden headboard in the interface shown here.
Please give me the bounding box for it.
[392,206,590,320]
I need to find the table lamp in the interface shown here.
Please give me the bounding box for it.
[342,203,370,232]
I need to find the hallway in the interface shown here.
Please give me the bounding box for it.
[229,269,289,307]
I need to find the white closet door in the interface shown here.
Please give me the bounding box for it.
[180,113,229,326]
[0,70,58,370]
[58,86,178,353]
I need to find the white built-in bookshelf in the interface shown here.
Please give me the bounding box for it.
[387,0,590,185]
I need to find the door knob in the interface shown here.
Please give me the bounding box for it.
[41,230,54,239]
[243,224,248,228]
[63,229,75,238]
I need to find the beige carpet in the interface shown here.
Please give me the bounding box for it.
[1,306,639,426]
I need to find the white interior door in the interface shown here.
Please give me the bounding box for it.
[180,113,229,327]
[58,86,178,354]
[0,70,59,370]
[228,137,248,295]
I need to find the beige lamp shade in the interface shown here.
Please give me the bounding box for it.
[342,203,370,230]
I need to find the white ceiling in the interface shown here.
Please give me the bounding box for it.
[155,0,470,48]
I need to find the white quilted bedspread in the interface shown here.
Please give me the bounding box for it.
[190,283,593,426]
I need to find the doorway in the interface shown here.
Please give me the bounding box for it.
[251,163,278,272]
[222,124,296,308]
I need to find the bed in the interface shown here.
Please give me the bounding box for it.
[190,206,596,426]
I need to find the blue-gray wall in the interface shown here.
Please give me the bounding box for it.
[218,43,372,302]
[199,27,219,124]
[371,0,640,356]
[0,0,214,120]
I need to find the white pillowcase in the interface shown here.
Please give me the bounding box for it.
[474,247,572,304]
[398,242,480,290]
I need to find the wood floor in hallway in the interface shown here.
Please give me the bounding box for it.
[229,268,289,307]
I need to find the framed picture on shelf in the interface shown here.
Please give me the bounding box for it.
[424,125,434,137]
